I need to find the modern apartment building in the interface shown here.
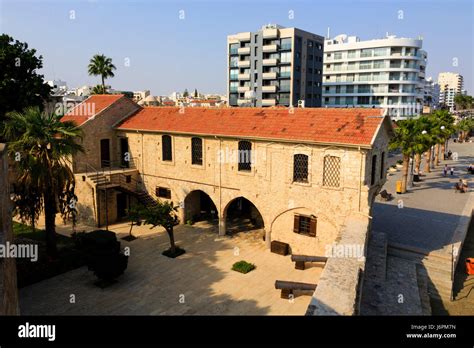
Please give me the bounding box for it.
[437,72,464,110]
[227,24,324,107]
[322,34,427,119]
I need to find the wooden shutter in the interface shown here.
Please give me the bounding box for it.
[293,215,300,233]
[309,217,317,237]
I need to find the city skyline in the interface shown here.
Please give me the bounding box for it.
[1,0,472,95]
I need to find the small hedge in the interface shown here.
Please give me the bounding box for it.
[232,260,256,274]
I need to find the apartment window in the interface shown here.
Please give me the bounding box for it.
[308,40,313,47]
[293,214,317,237]
[296,52,300,59]
[280,66,291,78]
[347,50,356,58]
[281,52,291,63]
[334,52,342,60]
[230,56,238,68]
[346,85,354,93]
[229,81,238,92]
[374,47,388,57]
[308,68,313,74]
[229,43,239,55]
[336,85,341,93]
[238,140,252,171]
[360,61,372,70]
[323,155,341,188]
[156,187,171,199]
[345,96,354,105]
[358,96,370,105]
[229,69,238,80]
[191,137,203,165]
[380,152,385,179]
[373,61,386,69]
[162,135,172,161]
[371,155,377,185]
[361,48,373,57]
[280,79,291,92]
[308,54,314,61]
[281,37,292,50]
[293,154,309,183]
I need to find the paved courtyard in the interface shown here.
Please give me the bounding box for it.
[19,222,322,315]
[372,141,474,253]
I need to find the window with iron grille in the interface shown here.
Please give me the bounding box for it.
[293,214,317,237]
[323,155,341,188]
[162,135,172,161]
[293,154,309,183]
[191,137,203,165]
[238,141,252,171]
[156,187,171,199]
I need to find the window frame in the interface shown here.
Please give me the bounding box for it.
[293,214,317,237]
[293,154,309,183]
[237,140,252,172]
[191,137,203,166]
[161,135,173,162]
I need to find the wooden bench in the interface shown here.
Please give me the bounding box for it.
[291,255,328,270]
[379,189,393,201]
[274,280,317,299]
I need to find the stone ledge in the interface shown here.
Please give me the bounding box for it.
[306,214,369,316]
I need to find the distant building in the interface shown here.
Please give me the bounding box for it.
[227,24,324,107]
[46,80,68,95]
[133,90,150,103]
[438,72,464,110]
[323,34,427,119]
[423,77,439,109]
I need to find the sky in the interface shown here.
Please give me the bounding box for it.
[1,0,473,96]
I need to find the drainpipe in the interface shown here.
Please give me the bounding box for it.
[358,146,363,213]
[215,136,225,236]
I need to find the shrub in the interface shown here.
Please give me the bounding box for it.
[232,260,256,274]
[396,160,403,165]
[82,230,128,284]
[186,219,194,225]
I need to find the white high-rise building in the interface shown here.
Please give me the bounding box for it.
[322,34,427,119]
[437,72,464,110]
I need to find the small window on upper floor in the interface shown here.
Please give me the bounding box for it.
[162,135,172,161]
[238,140,252,171]
[293,154,309,183]
[191,137,203,165]
[371,154,377,185]
[323,155,341,188]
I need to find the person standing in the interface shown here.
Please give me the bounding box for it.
[450,167,454,176]
[443,164,448,177]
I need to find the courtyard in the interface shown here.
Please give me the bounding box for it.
[19,221,322,315]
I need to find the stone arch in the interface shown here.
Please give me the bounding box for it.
[223,196,265,236]
[183,189,218,223]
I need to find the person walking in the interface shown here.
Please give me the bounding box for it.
[443,164,448,177]
[450,167,454,176]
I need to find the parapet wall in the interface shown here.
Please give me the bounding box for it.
[306,214,370,315]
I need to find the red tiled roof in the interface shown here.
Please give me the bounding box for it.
[61,94,124,126]
[116,107,386,146]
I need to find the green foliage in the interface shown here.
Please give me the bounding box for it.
[142,201,179,232]
[186,219,194,225]
[232,260,256,274]
[88,54,116,91]
[0,34,51,126]
[91,84,107,94]
[2,107,84,256]
[454,94,474,110]
[183,89,189,97]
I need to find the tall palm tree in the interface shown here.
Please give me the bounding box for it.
[88,54,116,93]
[2,107,84,257]
[432,110,455,165]
[389,119,420,193]
[413,116,435,175]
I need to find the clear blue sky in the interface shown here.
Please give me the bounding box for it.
[1,0,473,95]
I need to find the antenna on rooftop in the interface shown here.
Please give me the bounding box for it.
[327,27,330,39]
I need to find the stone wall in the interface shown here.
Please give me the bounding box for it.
[73,97,140,173]
[306,214,370,315]
[0,143,19,315]
[117,130,388,254]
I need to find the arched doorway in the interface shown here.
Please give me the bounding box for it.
[225,197,264,236]
[184,190,218,223]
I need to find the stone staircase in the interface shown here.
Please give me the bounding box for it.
[360,232,431,315]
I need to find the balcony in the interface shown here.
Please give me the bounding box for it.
[263,44,279,53]
[238,73,250,80]
[262,58,278,66]
[237,99,251,106]
[238,60,250,68]
[262,85,277,93]
[262,98,277,106]
[262,72,278,80]
[238,86,250,93]
[262,28,278,39]
[238,47,251,55]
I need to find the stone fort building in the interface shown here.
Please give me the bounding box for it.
[62,95,392,255]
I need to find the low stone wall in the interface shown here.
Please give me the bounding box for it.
[0,143,20,315]
[306,214,369,315]
[451,191,474,273]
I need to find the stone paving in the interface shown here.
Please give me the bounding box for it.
[19,221,322,315]
[372,141,474,253]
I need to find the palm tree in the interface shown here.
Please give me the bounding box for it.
[431,110,455,165]
[2,107,84,258]
[88,54,116,93]
[91,84,107,95]
[457,118,474,141]
[413,116,435,175]
[389,119,420,193]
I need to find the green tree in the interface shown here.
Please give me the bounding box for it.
[454,94,474,110]
[0,35,51,126]
[389,119,421,193]
[142,201,182,257]
[87,54,116,93]
[457,118,474,141]
[2,107,84,257]
[194,89,198,98]
[125,204,145,240]
[431,110,455,165]
[183,89,189,98]
[91,84,107,95]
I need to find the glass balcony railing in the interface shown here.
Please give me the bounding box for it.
[280,43,292,50]
[280,72,291,78]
